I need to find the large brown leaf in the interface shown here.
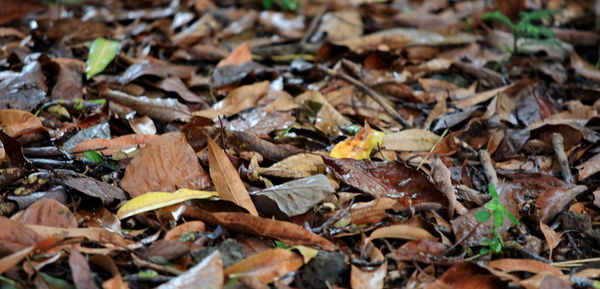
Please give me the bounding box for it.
[12,199,77,228]
[195,81,270,118]
[184,209,336,250]
[51,58,84,100]
[535,185,587,223]
[224,248,303,283]
[0,109,45,138]
[207,136,258,216]
[121,132,210,198]
[322,157,447,206]
[0,216,40,257]
[156,250,223,289]
[101,87,192,122]
[69,250,98,289]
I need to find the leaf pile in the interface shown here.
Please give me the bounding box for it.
[0,1,600,289]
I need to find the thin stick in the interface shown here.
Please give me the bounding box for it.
[479,149,499,189]
[316,64,410,127]
[551,133,574,184]
[300,1,328,50]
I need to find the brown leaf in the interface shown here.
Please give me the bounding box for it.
[317,10,363,42]
[164,221,206,241]
[225,110,294,136]
[570,52,600,82]
[184,209,336,250]
[217,42,252,67]
[25,225,132,247]
[536,185,587,223]
[156,77,208,105]
[367,223,438,242]
[207,135,258,216]
[0,60,47,111]
[539,221,561,251]
[195,81,270,118]
[488,258,563,276]
[351,241,386,289]
[72,134,157,156]
[12,199,77,228]
[349,198,398,226]
[427,263,506,289]
[0,109,45,138]
[0,0,44,25]
[0,216,40,257]
[69,250,98,289]
[90,255,129,289]
[296,90,351,137]
[322,157,447,206]
[430,157,466,217]
[120,62,197,84]
[52,58,84,100]
[576,154,600,181]
[121,132,210,198]
[156,250,223,289]
[101,87,192,122]
[258,153,326,179]
[388,239,448,264]
[57,170,127,204]
[224,248,303,283]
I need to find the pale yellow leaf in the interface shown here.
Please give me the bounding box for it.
[382,129,440,151]
[116,189,217,219]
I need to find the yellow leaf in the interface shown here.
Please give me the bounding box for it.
[330,124,385,159]
[289,245,318,264]
[116,189,217,219]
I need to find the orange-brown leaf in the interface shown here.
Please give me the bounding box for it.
[224,248,303,283]
[217,42,252,67]
[73,134,157,155]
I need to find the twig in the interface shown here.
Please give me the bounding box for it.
[443,222,482,256]
[300,1,328,50]
[551,133,574,184]
[316,64,410,127]
[479,149,499,189]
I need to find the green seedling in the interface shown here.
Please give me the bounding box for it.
[475,183,519,256]
[482,9,560,55]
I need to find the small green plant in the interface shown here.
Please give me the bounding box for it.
[475,183,520,255]
[262,0,298,11]
[482,10,560,55]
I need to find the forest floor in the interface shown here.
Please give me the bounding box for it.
[1,0,600,288]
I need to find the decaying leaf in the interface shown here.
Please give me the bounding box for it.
[207,135,259,216]
[382,129,440,151]
[330,124,385,159]
[12,199,77,228]
[101,87,192,122]
[224,248,303,283]
[251,174,333,218]
[156,250,223,289]
[121,132,210,198]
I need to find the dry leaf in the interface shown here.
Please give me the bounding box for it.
[25,225,132,247]
[116,189,217,219]
[156,250,223,289]
[296,90,351,136]
[351,241,386,289]
[69,250,98,289]
[207,135,258,216]
[258,153,326,179]
[72,134,157,156]
[121,132,210,198]
[12,199,77,228]
[224,248,303,283]
[0,109,45,138]
[164,221,206,241]
[488,258,563,276]
[101,88,192,122]
[217,42,252,67]
[0,216,40,257]
[367,224,438,242]
[330,124,385,159]
[382,129,440,151]
[539,221,562,251]
[195,81,269,118]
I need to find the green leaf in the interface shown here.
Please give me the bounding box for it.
[281,0,298,10]
[488,183,499,199]
[507,211,520,226]
[476,209,491,222]
[83,151,104,163]
[86,38,120,79]
[480,248,490,255]
[493,210,504,227]
[262,0,273,9]
[491,240,503,253]
[38,272,75,289]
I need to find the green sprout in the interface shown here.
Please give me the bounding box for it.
[475,183,520,255]
[482,10,560,55]
[262,0,298,11]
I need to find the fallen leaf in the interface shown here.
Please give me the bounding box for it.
[536,185,587,223]
[351,241,386,289]
[72,134,157,156]
[0,109,45,138]
[488,258,563,276]
[184,209,336,250]
[430,157,467,217]
[56,170,127,204]
[195,81,270,118]
[367,223,438,242]
[539,221,561,252]
[116,189,217,219]
[251,174,333,217]
[0,216,40,257]
[224,248,303,283]
[217,42,252,67]
[576,154,600,181]
[323,157,447,206]
[570,52,600,82]
[156,77,208,104]
[25,225,132,248]
[86,38,119,79]
[388,239,448,264]
[12,199,77,228]
[164,221,206,241]
[156,250,223,289]
[427,263,506,289]
[69,250,98,289]
[330,124,385,159]
[257,153,326,179]
[101,87,192,122]
[349,198,398,226]
[207,135,258,216]
[52,58,85,100]
[0,60,47,110]
[225,110,294,136]
[121,132,210,198]
[120,62,197,84]
[317,10,363,42]
[382,129,440,151]
[296,90,351,137]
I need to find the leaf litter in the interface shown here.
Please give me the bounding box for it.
[0,1,599,289]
